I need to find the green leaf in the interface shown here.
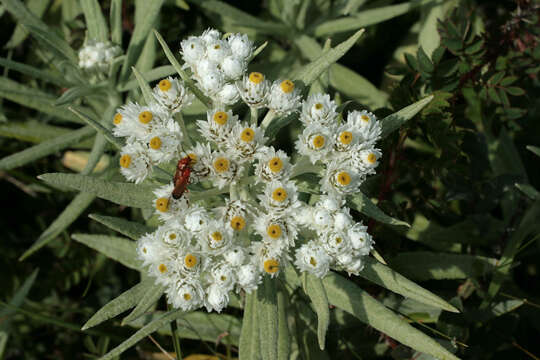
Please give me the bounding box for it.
[89,214,154,240]
[348,192,410,227]
[239,293,261,360]
[110,0,122,45]
[0,57,70,86]
[0,269,39,318]
[304,274,330,350]
[4,0,50,49]
[118,65,175,92]
[37,173,156,208]
[257,277,278,360]
[154,30,211,108]
[361,257,459,312]
[276,288,290,360]
[0,77,82,123]
[19,192,95,260]
[323,272,461,360]
[119,0,165,81]
[69,107,124,150]
[505,86,525,96]
[131,66,154,105]
[122,283,165,324]
[82,279,153,330]
[71,234,141,270]
[380,95,434,138]
[526,145,540,157]
[417,46,434,73]
[193,0,286,35]
[312,0,437,36]
[80,0,109,43]
[99,309,183,360]
[0,126,94,170]
[390,252,497,281]
[515,183,539,200]
[55,85,106,106]
[293,29,365,87]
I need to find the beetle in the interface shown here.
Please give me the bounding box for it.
[172,156,192,199]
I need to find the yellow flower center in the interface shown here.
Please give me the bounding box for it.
[213,111,228,125]
[220,275,227,281]
[149,136,162,150]
[336,237,343,244]
[155,197,169,212]
[142,247,147,253]
[267,224,282,239]
[338,131,353,145]
[310,257,317,266]
[169,233,177,240]
[249,72,264,84]
[241,128,255,142]
[214,44,220,49]
[272,187,288,202]
[230,216,246,231]
[211,231,223,242]
[314,103,323,110]
[119,154,131,168]
[113,113,122,125]
[158,264,167,273]
[264,259,280,274]
[183,293,191,301]
[312,135,325,149]
[367,153,377,164]
[280,79,295,93]
[159,79,172,91]
[337,171,351,186]
[268,157,283,173]
[361,114,370,122]
[187,153,198,164]
[139,111,153,124]
[184,254,197,268]
[213,157,229,173]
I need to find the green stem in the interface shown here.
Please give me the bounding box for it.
[260,109,276,131]
[290,156,323,177]
[168,305,183,360]
[250,107,259,125]
[176,112,193,149]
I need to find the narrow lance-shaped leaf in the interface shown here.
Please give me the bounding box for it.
[69,107,125,150]
[19,192,96,260]
[89,214,155,240]
[38,173,156,208]
[99,309,183,360]
[258,277,278,360]
[71,234,141,270]
[239,293,260,360]
[122,283,165,324]
[110,0,122,46]
[118,65,175,92]
[82,279,154,330]
[80,0,109,43]
[5,0,50,49]
[131,66,154,104]
[304,274,330,350]
[323,272,461,360]
[0,126,95,171]
[348,192,410,227]
[380,95,434,139]
[361,257,459,312]
[277,287,290,360]
[0,57,70,86]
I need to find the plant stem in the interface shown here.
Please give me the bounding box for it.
[176,112,193,149]
[260,109,276,131]
[168,305,183,360]
[250,107,259,125]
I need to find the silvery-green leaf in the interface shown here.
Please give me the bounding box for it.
[0,57,70,86]
[122,283,165,324]
[131,66,154,105]
[277,288,290,360]
[304,274,330,350]
[71,233,141,270]
[69,107,125,149]
[118,65,176,92]
[380,95,434,138]
[89,214,155,240]
[110,0,122,45]
[239,293,260,360]
[258,277,278,360]
[80,0,109,43]
[4,0,51,49]
[348,192,410,227]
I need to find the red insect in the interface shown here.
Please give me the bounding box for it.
[172,156,192,199]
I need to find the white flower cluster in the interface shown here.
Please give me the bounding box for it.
[112,29,382,313]
[113,78,193,183]
[78,41,122,72]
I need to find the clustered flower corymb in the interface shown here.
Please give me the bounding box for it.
[78,41,122,72]
[112,28,380,313]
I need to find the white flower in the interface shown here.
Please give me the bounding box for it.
[183,205,211,233]
[334,209,354,232]
[155,222,190,248]
[294,241,331,278]
[209,152,242,189]
[206,39,231,63]
[166,279,205,311]
[113,102,171,140]
[205,283,229,313]
[198,70,224,96]
[201,28,221,44]
[176,249,203,275]
[226,122,266,162]
[153,183,190,223]
[348,223,373,256]
[254,146,293,182]
[227,33,254,61]
[237,72,269,108]
[295,124,334,164]
[144,119,183,164]
[181,142,213,182]
[336,253,365,275]
[321,230,352,257]
[267,79,302,116]
[197,109,238,146]
[258,180,301,215]
[136,232,169,267]
[148,259,176,286]
[237,263,261,293]
[210,263,236,291]
[223,246,246,266]
[119,142,151,184]
[254,214,297,249]
[215,199,253,232]
[353,148,382,175]
[347,110,382,146]
[78,41,121,72]
[201,220,232,255]
[222,56,245,80]
[152,77,193,114]
[251,241,285,278]
[180,36,206,66]
[216,83,240,105]
[320,161,364,195]
[300,93,338,127]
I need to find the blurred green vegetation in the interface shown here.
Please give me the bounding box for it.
[1,0,539,359]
